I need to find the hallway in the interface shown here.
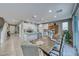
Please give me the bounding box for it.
[0,34,23,56]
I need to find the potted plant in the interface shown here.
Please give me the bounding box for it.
[64,30,71,44]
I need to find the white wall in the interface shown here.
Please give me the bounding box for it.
[56,22,63,38]
[39,24,48,32]
[38,24,48,36]
[1,23,8,45]
[19,23,24,39]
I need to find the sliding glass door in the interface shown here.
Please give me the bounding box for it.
[73,16,79,53]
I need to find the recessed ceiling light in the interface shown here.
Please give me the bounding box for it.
[49,10,52,13]
[33,15,37,18]
[54,16,56,18]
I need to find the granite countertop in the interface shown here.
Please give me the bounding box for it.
[30,36,54,53]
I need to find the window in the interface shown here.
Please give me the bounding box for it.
[78,20,79,31]
[62,22,68,31]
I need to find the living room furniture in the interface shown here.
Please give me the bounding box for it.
[49,34,65,56]
[30,36,54,55]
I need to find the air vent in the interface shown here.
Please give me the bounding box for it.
[56,9,63,13]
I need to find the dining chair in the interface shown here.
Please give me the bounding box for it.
[49,34,66,56]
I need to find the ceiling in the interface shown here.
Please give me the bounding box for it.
[0,3,76,24]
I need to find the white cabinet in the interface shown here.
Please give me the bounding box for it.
[19,22,38,40]
[10,26,15,34]
[23,34,38,41]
